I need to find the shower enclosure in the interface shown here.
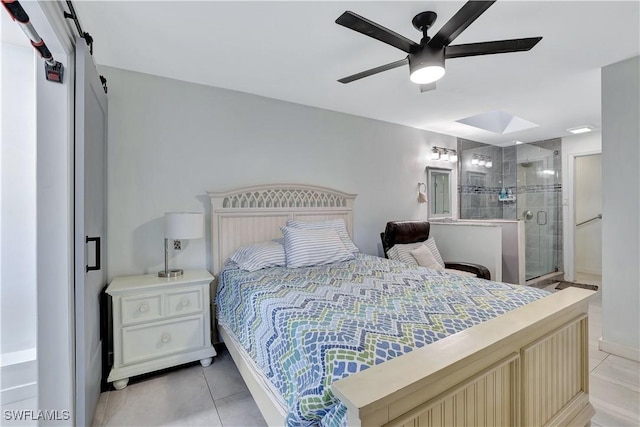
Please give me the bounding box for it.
[458,139,562,281]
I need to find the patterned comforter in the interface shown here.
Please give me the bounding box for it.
[216,254,549,427]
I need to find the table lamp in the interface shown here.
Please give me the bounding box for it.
[159,212,203,278]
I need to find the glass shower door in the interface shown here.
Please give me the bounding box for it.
[517,144,561,281]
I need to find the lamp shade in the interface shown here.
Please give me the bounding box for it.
[164,212,203,239]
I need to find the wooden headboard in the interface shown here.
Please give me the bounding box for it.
[207,184,356,274]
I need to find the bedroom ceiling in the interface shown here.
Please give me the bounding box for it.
[72,1,639,146]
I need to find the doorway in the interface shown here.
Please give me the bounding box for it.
[574,154,602,284]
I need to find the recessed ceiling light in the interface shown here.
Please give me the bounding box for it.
[515,140,524,145]
[567,125,594,134]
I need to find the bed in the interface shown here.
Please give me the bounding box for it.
[208,184,595,427]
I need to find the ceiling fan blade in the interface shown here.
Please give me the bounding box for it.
[336,11,418,53]
[419,82,436,93]
[338,57,408,84]
[445,37,542,59]
[429,1,496,48]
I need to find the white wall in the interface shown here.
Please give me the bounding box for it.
[430,222,502,282]
[0,43,37,355]
[0,41,37,406]
[601,56,639,361]
[575,154,602,275]
[561,131,602,281]
[103,66,457,279]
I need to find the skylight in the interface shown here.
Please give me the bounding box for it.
[456,110,539,134]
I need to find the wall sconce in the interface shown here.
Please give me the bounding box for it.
[159,212,204,278]
[418,182,427,203]
[430,147,457,163]
[471,155,492,168]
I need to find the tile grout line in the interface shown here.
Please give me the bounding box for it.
[201,364,224,425]
[590,353,609,374]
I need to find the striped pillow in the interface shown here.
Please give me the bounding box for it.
[230,240,286,272]
[286,219,359,253]
[280,226,355,268]
[424,237,445,268]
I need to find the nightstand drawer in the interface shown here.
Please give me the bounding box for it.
[121,316,205,365]
[166,288,203,317]
[121,293,162,325]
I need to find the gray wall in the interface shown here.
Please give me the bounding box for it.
[601,55,640,357]
[103,66,457,279]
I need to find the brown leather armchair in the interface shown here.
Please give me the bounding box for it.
[380,220,491,280]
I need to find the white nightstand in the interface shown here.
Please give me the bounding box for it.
[106,269,216,390]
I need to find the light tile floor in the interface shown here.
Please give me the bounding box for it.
[543,273,640,426]
[92,274,639,427]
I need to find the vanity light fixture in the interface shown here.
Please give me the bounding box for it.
[471,155,492,168]
[567,125,594,134]
[430,147,457,163]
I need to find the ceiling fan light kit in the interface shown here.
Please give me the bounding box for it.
[409,47,445,84]
[336,0,542,93]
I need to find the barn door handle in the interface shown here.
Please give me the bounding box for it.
[86,236,101,272]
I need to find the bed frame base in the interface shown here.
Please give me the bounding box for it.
[332,288,594,427]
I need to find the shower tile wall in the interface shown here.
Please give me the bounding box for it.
[459,139,505,219]
[502,146,517,219]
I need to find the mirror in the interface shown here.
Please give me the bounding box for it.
[427,167,453,219]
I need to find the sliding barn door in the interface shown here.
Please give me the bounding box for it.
[74,37,108,426]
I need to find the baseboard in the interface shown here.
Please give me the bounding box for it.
[0,349,37,405]
[599,338,640,362]
[575,267,602,276]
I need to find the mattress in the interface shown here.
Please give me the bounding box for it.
[216,254,549,427]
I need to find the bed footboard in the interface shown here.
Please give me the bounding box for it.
[332,288,595,427]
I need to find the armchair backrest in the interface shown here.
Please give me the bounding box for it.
[380,221,431,258]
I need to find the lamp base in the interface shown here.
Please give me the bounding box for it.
[158,269,183,278]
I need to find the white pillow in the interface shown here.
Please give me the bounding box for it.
[230,240,285,272]
[410,245,444,271]
[387,237,445,268]
[280,226,354,268]
[387,242,422,265]
[286,219,359,253]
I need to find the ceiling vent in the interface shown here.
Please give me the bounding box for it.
[456,110,539,134]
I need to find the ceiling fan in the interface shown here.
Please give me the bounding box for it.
[335,0,542,92]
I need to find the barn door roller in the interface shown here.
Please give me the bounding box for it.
[1,0,64,83]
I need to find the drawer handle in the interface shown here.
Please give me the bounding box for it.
[180,298,190,307]
[138,303,149,313]
[161,333,171,343]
